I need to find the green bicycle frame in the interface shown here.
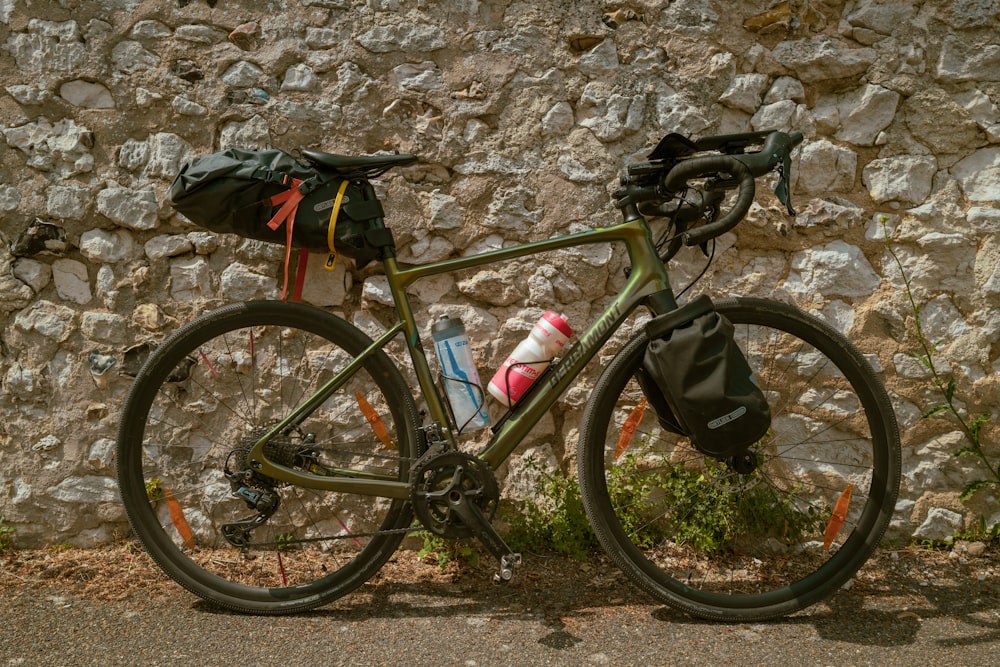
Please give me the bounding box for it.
[248,217,678,498]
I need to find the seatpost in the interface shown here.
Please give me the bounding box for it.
[353,179,397,261]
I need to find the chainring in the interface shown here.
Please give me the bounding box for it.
[411,451,500,539]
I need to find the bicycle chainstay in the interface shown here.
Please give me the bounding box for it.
[219,425,425,549]
[215,426,473,546]
[218,423,522,582]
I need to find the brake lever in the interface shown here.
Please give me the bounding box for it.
[774,158,796,216]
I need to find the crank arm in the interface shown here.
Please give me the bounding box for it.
[445,490,521,583]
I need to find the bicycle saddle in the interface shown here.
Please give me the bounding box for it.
[301,150,417,174]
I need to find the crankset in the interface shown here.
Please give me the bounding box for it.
[411,451,521,582]
[412,451,498,538]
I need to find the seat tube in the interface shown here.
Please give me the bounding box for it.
[381,256,456,443]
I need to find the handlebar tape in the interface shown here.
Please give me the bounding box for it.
[732,131,803,176]
[661,155,754,247]
[672,132,803,245]
[615,131,804,242]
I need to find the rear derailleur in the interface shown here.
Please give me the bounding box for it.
[218,426,319,547]
[221,464,282,547]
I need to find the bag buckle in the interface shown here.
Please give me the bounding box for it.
[297,177,320,195]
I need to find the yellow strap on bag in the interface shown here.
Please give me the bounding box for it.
[325,180,350,271]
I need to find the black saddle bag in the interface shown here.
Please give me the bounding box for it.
[635,295,771,458]
[167,148,386,267]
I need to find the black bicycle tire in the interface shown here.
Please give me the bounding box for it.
[578,296,901,622]
[116,301,419,614]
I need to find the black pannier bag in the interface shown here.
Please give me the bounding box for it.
[166,148,386,268]
[635,295,772,459]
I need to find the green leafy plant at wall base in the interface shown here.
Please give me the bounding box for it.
[0,516,15,553]
[503,457,598,561]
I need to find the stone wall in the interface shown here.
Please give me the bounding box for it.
[1,0,999,547]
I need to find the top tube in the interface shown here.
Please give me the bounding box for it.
[386,218,669,293]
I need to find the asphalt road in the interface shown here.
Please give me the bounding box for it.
[2,549,999,667]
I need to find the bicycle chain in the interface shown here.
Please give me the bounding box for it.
[226,429,439,548]
[239,524,421,549]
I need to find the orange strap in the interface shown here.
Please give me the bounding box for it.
[267,179,307,301]
[292,248,308,303]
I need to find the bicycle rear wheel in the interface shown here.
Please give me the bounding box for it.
[579,297,900,621]
[116,301,419,614]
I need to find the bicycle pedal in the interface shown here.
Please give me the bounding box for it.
[493,553,522,584]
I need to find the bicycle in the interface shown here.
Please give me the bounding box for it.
[116,129,901,622]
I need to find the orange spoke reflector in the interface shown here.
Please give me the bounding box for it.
[198,349,219,378]
[823,483,854,550]
[164,488,195,550]
[615,397,647,460]
[355,391,394,449]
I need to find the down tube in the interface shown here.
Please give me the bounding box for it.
[480,281,652,469]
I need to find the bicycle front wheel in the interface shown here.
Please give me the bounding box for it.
[117,301,419,614]
[579,297,900,622]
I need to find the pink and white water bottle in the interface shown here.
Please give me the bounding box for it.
[488,311,573,407]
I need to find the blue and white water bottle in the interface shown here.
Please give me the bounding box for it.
[431,315,491,431]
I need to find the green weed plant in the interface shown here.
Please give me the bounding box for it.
[503,447,823,560]
[503,456,598,560]
[0,515,14,553]
[417,533,481,570]
[882,218,1000,506]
